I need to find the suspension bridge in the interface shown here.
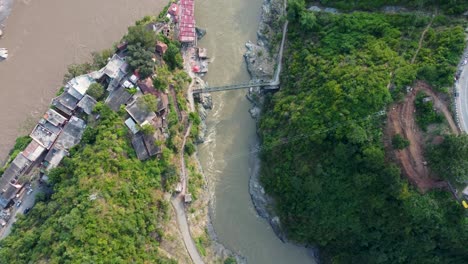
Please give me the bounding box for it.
[192,20,288,94]
[192,80,279,94]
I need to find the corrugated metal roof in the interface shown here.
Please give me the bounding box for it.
[22,140,46,162]
[179,0,196,42]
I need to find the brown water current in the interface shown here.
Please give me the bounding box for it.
[195,0,317,263]
[0,0,165,163]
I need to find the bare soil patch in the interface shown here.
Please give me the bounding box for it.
[385,81,458,192]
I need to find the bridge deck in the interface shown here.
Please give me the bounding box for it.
[192,19,287,94]
[193,81,278,94]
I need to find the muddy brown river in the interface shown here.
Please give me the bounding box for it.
[196,0,317,263]
[0,0,165,163]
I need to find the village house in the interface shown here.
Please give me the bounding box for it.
[77,95,97,115]
[105,85,133,111]
[0,153,32,208]
[125,98,157,127]
[138,77,158,96]
[131,133,150,161]
[30,122,61,150]
[42,146,69,172]
[53,116,86,150]
[43,109,67,127]
[51,76,97,117]
[0,68,99,213]
[41,116,85,175]
[137,77,169,116]
[130,131,162,161]
[168,3,179,17]
[92,54,128,91]
[156,41,168,55]
[116,42,128,53]
[52,91,80,117]
[22,140,46,163]
[124,84,168,161]
[66,75,96,100]
[125,118,140,135]
[146,22,168,34]
[143,133,160,157]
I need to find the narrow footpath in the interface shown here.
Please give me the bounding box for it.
[170,50,203,263]
[170,121,204,264]
[411,14,435,64]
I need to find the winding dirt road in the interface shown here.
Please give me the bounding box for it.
[385,81,457,192]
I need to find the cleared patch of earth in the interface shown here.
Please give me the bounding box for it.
[385,81,459,192]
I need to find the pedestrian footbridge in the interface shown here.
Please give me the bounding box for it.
[192,20,288,95]
[192,80,279,94]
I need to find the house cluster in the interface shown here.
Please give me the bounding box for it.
[0,75,92,214]
[0,1,202,224]
[0,50,170,222]
[94,51,170,161]
[123,77,169,161]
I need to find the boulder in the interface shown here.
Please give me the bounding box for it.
[196,27,207,40]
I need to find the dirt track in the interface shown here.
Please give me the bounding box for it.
[385,81,458,192]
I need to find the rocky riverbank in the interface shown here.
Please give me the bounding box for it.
[245,0,287,239]
[189,66,246,263]
[245,0,320,259]
[244,0,285,80]
[186,141,247,264]
[193,0,319,262]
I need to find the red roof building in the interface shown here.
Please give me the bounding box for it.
[168,3,179,16]
[156,41,168,55]
[179,0,196,43]
[138,77,158,96]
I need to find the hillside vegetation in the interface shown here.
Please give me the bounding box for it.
[0,105,177,263]
[0,5,191,261]
[259,1,468,263]
[316,0,468,15]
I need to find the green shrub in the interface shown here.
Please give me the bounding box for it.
[392,134,410,150]
[414,92,443,131]
[184,142,196,156]
[87,83,105,101]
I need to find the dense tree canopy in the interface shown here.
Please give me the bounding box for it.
[164,43,184,70]
[428,135,468,183]
[127,43,156,79]
[0,105,177,264]
[124,24,159,79]
[87,83,105,101]
[259,4,468,263]
[414,91,443,131]
[316,0,468,14]
[125,25,158,50]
